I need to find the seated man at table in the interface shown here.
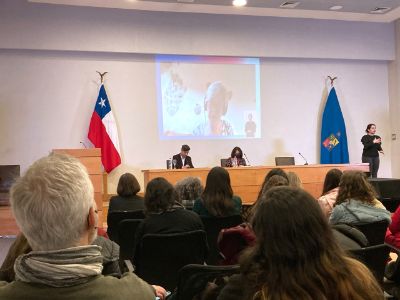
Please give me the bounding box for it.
[172,144,194,169]
[0,153,166,300]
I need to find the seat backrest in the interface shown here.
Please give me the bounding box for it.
[118,219,143,261]
[350,244,390,284]
[220,158,229,167]
[134,230,208,291]
[201,215,243,265]
[107,210,145,243]
[352,220,389,246]
[275,157,295,166]
[174,264,240,300]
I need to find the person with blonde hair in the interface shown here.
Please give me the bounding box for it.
[330,170,390,225]
[218,187,383,300]
[286,171,302,188]
[0,153,166,300]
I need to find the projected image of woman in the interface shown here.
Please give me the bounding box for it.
[193,81,234,136]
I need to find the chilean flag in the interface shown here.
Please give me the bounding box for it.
[88,84,121,173]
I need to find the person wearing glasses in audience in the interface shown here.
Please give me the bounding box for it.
[0,154,166,300]
[172,144,194,169]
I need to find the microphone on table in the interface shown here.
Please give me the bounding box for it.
[80,141,88,149]
[298,152,308,165]
[243,153,251,166]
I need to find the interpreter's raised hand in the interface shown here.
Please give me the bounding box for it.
[379,150,384,155]
[373,138,381,144]
[152,285,167,300]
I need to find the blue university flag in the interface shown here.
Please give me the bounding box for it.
[320,87,349,164]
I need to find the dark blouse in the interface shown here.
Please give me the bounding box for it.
[108,195,145,212]
[361,134,382,157]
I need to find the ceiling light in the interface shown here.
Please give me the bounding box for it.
[329,5,343,11]
[370,7,391,14]
[280,1,300,9]
[233,0,247,7]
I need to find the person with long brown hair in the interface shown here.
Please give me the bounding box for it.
[330,170,390,225]
[317,168,343,218]
[193,167,241,217]
[218,186,383,300]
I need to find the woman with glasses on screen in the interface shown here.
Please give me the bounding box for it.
[193,81,234,136]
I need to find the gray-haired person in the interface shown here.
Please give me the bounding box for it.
[0,153,166,300]
[175,177,204,209]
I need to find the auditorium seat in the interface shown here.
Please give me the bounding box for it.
[352,220,389,246]
[106,210,145,243]
[117,219,143,261]
[173,264,240,300]
[133,230,208,291]
[350,244,390,284]
[201,215,243,265]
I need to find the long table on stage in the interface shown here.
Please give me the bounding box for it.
[143,163,369,205]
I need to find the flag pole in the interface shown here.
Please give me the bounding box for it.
[96,71,108,84]
[327,76,337,86]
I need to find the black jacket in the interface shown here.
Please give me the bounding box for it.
[361,134,382,157]
[172,154,194,169]
[108,195,145,213]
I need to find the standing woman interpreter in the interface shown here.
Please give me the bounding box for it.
[361,123,384,178]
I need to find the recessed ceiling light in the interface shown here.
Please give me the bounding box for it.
[329,5,343,11]
[370,7,391,14]
[232,0,247,7]
[280,1,300,9]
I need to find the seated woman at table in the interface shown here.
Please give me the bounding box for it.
[225,147,246,167]
[193,167,242,217]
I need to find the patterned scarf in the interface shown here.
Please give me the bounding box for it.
[14,245,103,288]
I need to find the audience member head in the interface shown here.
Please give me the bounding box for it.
[251,175,288,217]
[175,177,203,202]
[259,175,288,196]
[180,144,190,158]
[10,153,97,251]
[240,186,381,299]
[145,177,178,214]
[321,168,343,196]
[230,146,243,159]
[286,171,302,188]
[202,166,234,216]
[117,172,141,197]
[257,168,288,199]
[336,170,377,206]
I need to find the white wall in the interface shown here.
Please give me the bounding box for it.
[0,51,392,192]
[0,1,395,192]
